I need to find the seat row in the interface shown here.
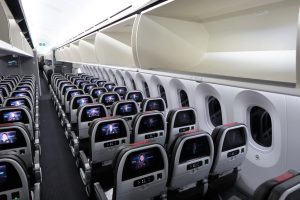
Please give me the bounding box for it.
[50,72,300,200]
[0,74,41,200]
[50,73,249,199]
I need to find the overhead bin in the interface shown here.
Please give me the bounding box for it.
[69,43,81,62]
[0,0,33,57]
[94,15,137,67]
[135,0,299,84]
[78,33,98,64]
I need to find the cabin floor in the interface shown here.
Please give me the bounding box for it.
[38,74,249,200]
[39,75,88,200]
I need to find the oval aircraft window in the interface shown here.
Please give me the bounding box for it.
[158,85,168,108]
[250,106,272,147]
[207,96,223,127]
[143,81,150,98]
[179,90,189,107]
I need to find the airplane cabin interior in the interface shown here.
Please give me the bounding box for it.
[1,0,300,199]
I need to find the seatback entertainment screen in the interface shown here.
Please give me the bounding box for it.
[122,148,164,181]
[128,92,143,103]
[0,131,17,145]
[3,111,22,122]
[95,121,126,142]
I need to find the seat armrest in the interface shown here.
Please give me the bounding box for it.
[34,150,42,183]
[79,150,91,185]
[33,182,41,200]
[94,182,109,200]
[70,131,79,157]
[64,120,72,139]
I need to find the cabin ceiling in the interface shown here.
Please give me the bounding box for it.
[20,0,155,53]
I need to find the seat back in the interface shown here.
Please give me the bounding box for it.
[89,87,107,99]
[125,91,144,105]
[0,87,9,98]
[0,154,31,200]
[111,100,139,128]
[168,132,213,190]
[65,89,84,113]
[113,86,128,99]
[77,103,108,139]
[57,81,72,95]
[89,117,130,164]
[98,92,121,110]
[60,84,77,105]
[96,80,106,87]
[70,95,94,123]
[210,123,248,175]
[83,83,97,94]
[166,107,197,151]
[15,86,34,96]
[0,107,33,139]
[11,91,34,102]
[104,82,116,92]
[0,83,12,93]
[113,142,168,200]
[78,81,90,89]
[253,170,300,200]
[0,123,33,168]
[141,98,167,116]
[132,111,166,146]
[90,78,100,83]
[4,97,34,115]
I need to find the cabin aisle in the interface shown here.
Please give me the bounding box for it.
[39,75,88,200]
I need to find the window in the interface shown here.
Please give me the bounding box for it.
[143,81,150,98]
[179,90,189,107]
[131,78,136,90]
[207,96,223,127]
[120,74,126,86]
[250,106,272,147]
[158,85,168,108]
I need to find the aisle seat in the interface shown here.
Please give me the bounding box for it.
[93,142,168,200]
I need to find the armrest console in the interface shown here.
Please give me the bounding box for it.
[33,182,41,200]
[34,150,42,183]
[70,131,79,157]
[79,150,91,186]
[94,182,109,200]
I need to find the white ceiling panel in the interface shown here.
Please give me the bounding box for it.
[20,0,153,53]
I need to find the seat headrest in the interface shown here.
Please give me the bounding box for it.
[253,170,300,200]
[11,91,32,101]
[104,82,116,91]
[141,98,166,112]
[96,80,106,87]
[83,84,97,93]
